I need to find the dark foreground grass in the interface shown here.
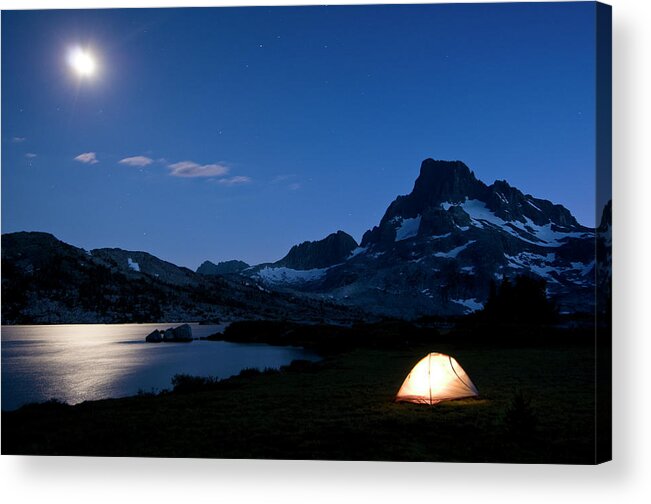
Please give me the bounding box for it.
[1,343,596,463]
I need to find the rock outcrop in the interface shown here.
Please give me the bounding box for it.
[145,330,163,343]
[158,324,193,342]
[276,230,358,270]
[197,260,250,276]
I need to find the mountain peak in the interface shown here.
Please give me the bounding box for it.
[411,159,484,205]
[276,230,358,270]
[361,158,588,248]
[360,159,486,246]
[416,158,474,183]
[383,159,486,221]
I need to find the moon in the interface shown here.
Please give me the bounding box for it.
[68,48,96,77]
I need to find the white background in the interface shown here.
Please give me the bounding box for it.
[1,0,649,502]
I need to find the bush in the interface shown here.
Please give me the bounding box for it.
[170,374,220,394]
[503,390,537,440]
[280,359,322,373]
[137,388,159,397]
[238,367,262,378]
[18,397,69,414]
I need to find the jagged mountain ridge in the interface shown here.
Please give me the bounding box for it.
[3,159,603,322]
[196,231,357,278]
[200,231,360,287]
[1,232,357,324]
[362,159,587,248]
[197,259,250,276]
[246,159,599,318]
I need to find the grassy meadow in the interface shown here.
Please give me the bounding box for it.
[2,328,597,463]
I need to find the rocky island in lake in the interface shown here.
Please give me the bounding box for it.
[145,324,193,343]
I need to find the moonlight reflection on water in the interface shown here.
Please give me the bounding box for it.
[1,323,317,411]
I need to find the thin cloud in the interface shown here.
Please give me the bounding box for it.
[168,160,229,178]
[119,156,153,167]
[11,137,26,143]
[218,176,252,186]
[271,174,300,190]
[271,174,295,183]
[25,153,37,158]
[74,152,98,164]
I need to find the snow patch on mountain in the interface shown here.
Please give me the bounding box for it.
[495,192,509,204]
[395,215,422,241]
[256,266,328,284]
[451,297,484,313]
[506,252,556,272]
[571,260,596,276]
[505,252,572,284]
[349,246,368,258]
[434,240,476,259]
[127,257,140,272]
[525,198,544,213]
[442,198,592,247]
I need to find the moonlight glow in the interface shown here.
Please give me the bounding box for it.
[68,48,96,77]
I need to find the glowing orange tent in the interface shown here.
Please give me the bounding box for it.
[396,352,479,405]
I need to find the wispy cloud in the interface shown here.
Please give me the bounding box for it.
[74,152,98,164]
[11,136,26,143]
[25,153,37,158]
[168,160,229,178]
[218,176,252,186]
[271,174,301,190]
[271,174,295,184]
[119,155,153,167]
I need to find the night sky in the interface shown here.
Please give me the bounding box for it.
[2,3,598,268]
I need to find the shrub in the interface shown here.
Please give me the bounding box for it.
[170,373,220,394]
[19,397,69,414]
[503,390,537,440]
[238,367,262,378]
[280,359,321,373]
[137,388,159,397]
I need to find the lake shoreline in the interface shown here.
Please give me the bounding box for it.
[1,322,318,411]
[2,336,598,463]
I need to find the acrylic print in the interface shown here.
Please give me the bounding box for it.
[1,2,612,463]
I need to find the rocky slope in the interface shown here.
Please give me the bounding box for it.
[276,231,358,270]
[1,232,357,324]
